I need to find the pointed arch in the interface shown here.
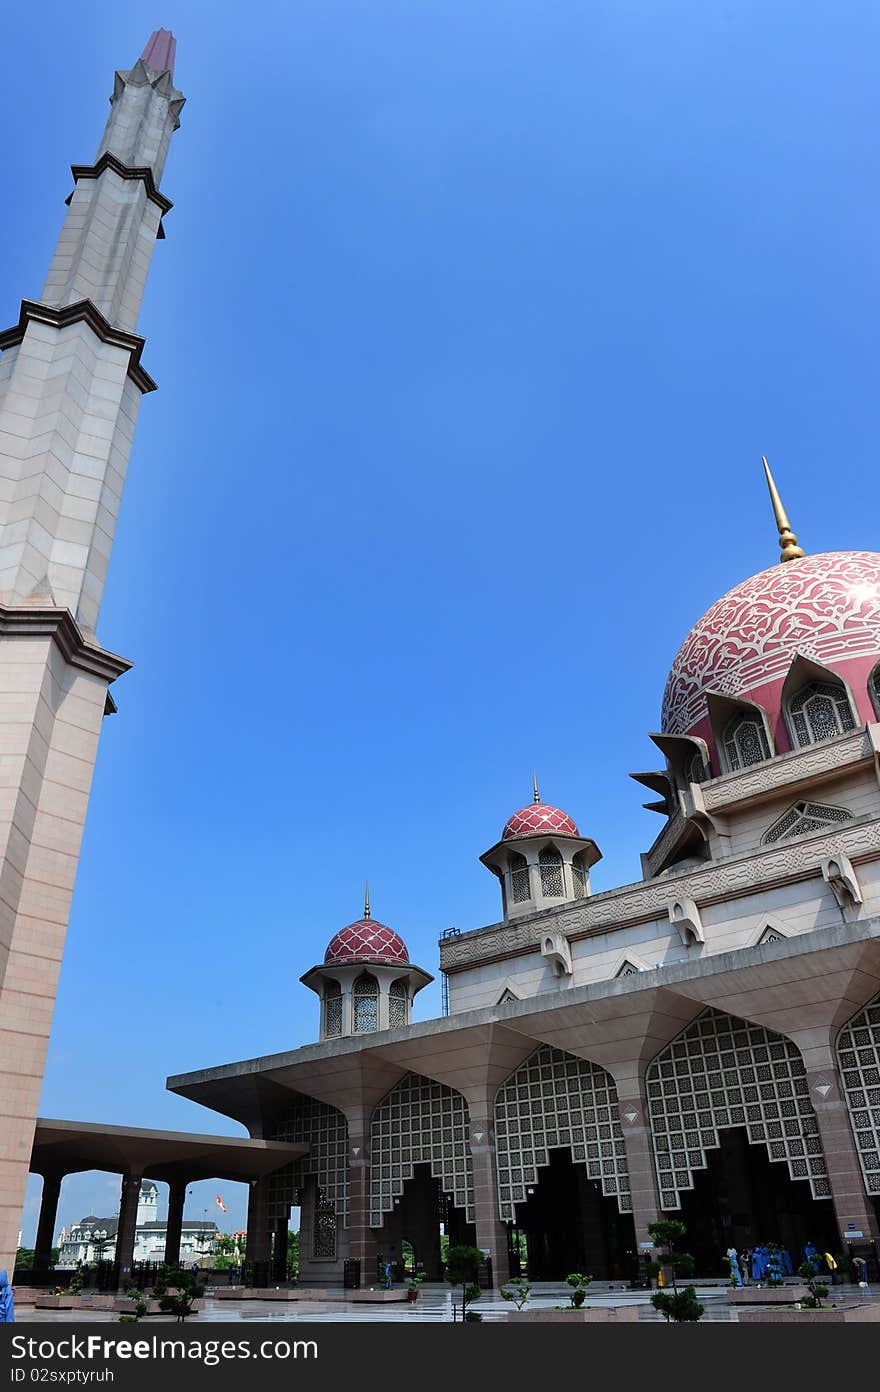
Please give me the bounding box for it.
[369,1074,473,1226]
[494,1044,631,1221]
[507,850,531,904]
[268,1096,350,1225]
[322,977,342,1038]
[706,691,774,773]
[538,843,564,898]
[352,972,379,1034]
[646,1008,829,1210]
[782,654,857,749]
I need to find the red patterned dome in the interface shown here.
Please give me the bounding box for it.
[502,803,580,840]
[662,551,880,737]
[324,919,410,966]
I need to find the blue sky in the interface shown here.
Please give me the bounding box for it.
[5,0,878,1240]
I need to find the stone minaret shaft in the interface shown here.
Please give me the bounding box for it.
[0,32,184,631]
[0,32,183,1275]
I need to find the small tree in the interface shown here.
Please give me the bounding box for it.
[500,1277,531,1311]
[796,1262,829,1309]
[646,1219,692,1289]
[565,1273,593,1308]
[119,1286,147,1323]
[68,1264,84,1297]
[651,1286,704,1322]
[158,1268,204,1323]
[445,1245,484,1325]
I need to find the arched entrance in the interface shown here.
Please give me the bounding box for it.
[495,1046,635,1279]
[369,1074,474,1280]
[646,1008,834,1270]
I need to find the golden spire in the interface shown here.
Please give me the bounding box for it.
[533,770,540,804]
[762,456,805,563]
[363,880,371,920]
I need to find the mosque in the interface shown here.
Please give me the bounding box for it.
[2,31,879,1290]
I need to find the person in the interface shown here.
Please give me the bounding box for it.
[853,1256,869,1289]
[227,1263,236,1286]
[726,1247,742,1287]
[190,1262,200,1279]
[0,1271,14,1323]
[383,1259,393,1290]
[739,1250,752,1285]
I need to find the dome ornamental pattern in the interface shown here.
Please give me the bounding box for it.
[324,919,410,966]
[502,803,580,840]
[661,551,880,738]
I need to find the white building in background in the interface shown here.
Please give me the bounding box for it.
[56,1182,218,1267]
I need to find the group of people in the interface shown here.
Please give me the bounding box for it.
[726,1241,870,1288]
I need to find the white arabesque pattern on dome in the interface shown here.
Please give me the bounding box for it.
[661,552,880,737]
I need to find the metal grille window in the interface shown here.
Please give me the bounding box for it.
[369,1073,474,1227]
[508,852,531,904]
[389,979,408,1030]
[269,1097,349,1225]
[312,1190,337,1259]
[353,973,378,1034]
[494,1045,632,1221]
[871,664,880,719]
[723,713,770,770]
[538,845,564,897]
[323,980,342,1038]
[646,1007,829,1210]
[762,799,852,845]
[571,861,588,899]
[789,681,856,747]
[688,753,706,783]
[837,995,880,1196]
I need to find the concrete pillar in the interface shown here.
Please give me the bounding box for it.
[33,1172,63,1271]
[610,1071,663,1248]
[163,1180,186,1266]
[466,1095,509,1287]
[115,1173,142,1289]
[805,1056,880,1245]
[245,1178,271,1270]
[346,1129,378,1280]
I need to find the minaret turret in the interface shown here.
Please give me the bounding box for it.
[481,778,602,920]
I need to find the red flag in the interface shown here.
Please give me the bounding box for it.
[215,1194,227,1212]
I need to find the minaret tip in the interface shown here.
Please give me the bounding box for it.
[140,28,176,77]
[364,880,371,920]
[762,456,805,563]
[533,770,540,805]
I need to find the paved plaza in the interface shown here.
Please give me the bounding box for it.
[13,1282,880,1323]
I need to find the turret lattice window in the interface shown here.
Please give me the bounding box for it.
[353,973,379,1034]
[538,845,564,898]
[323,979,342,1038]
[508,852,531,904]
[389,979,408,1030]
[789,681,856,747]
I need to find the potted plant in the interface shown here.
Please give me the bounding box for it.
[406,1273,424,1303]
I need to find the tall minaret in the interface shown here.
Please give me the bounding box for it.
[0,32,184,1274]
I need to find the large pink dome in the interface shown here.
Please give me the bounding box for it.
[502,803,580,840]
[662,551,880,738]
[324,919,410,966]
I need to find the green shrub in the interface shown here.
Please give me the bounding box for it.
[565,1273,593,1308]
[500,1277,531,1311]
[651,1286,704,1322]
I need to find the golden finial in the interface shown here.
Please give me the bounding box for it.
[363,880,371,920]
[762,456,805,563]
[533,770,540,805]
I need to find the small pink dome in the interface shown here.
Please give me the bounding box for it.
[502,803,580,840]
[324,919,410,966]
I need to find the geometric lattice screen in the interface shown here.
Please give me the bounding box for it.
[369,1073,474,1227]
[268,1096,350,1225]
[494,1045,632,1221]
[837,995,880,1196]
[646,1008,830,1209]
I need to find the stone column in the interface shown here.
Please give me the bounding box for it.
[115,1173,142,1289]
[245,1178,271,1272]
[163,1180,186,1266]
[805,1054,880,1244]
[33,1172,63,1271]
[466,1095,509,1287]
[346,1128,377,1281]
[610,1070,663,1248]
